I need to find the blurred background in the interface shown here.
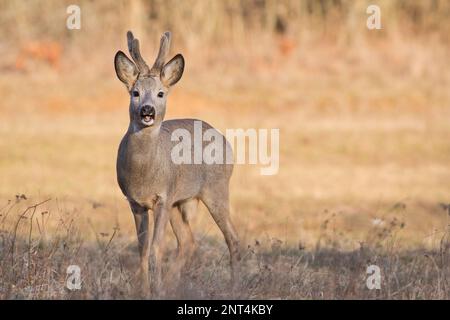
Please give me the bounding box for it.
[0,0,449,250]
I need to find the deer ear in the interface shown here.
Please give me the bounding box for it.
[160,54,184,87]
[114,51,138,91]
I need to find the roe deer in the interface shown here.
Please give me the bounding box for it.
[114,31,240,294]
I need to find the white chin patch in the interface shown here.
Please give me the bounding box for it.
[142,118,154,126]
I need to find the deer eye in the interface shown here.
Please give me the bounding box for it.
[132,90,139,97]
[157,91,164,98]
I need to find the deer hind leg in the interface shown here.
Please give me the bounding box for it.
[166,199,197,286]
[201,187,241,282]
[171,199,197,264]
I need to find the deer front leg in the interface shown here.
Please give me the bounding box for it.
[130,201,150,295]
[149,200,170,296]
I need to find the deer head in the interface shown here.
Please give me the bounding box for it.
[114,31,184,130]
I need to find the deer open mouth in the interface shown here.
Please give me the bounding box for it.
[140,106,155,126]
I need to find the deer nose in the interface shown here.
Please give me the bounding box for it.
[140,105,155,116]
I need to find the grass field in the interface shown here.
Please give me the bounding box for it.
[1,0,450,299]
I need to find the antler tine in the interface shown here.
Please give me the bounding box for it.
[126,31,134,55]
[149,31,171,76]
[126,31,150,77]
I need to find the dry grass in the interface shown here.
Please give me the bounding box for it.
[1,0,450,299]
[1,197,449,299]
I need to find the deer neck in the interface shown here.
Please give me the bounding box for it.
[126,124,161,158]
